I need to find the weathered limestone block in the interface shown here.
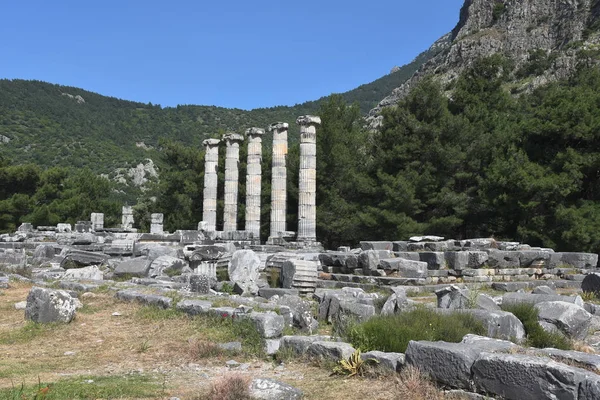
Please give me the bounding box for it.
[419,252,446,269]
[517,250,551,267]
[250,378,303,400]
[63,265,103,281]
[485,249,520,268]
[150,213,164,234]
[436,309,526,342]
[535,301,592,340]
[318,252,358,269]
[551,252,598,269]
[25,287,76,323]
[176,299,212,315]
[121,206,134,230]
[502,292,584,308]
[90,213,104,231]
[60,250,108,269]
[405,341,481,389]
[435,285,500,311]
[361,351,405,372]
[228,249,261,283]
[148,255,188,278]
[115,290,172,309]
[281,260,318,295]
[113,257,150,277]
[360,241,393,251]
[247,312,285,339]
[472,353,600,399]
[307,341,355,362]
[379,258,427,278]
[279,335,334,355]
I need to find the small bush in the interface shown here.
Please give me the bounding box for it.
[393,365,444,400]
[492,1,506,22]
[208,374,251,400]
[346,307,486,353]
[501,302,572,350]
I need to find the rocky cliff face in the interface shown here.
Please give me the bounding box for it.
[368,0,600,126]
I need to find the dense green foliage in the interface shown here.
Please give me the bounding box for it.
[0,163,122,231]
[345,308,486,353]
[501,302,572,349]
[0,42,439,174]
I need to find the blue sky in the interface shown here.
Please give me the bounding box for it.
[1,0,464,109]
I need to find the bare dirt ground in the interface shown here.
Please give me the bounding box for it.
[0,282,414,400]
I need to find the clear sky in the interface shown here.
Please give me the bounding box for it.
[1,0,464,109]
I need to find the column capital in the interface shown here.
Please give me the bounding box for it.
[245,127,265,138]
[202,138,220,147]
[223,132,244,144]
[268,122,289,133]
[296,115,321,127]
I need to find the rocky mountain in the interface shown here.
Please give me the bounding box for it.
[368,0,600,126]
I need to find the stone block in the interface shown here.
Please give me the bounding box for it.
[379,258,427,278]
[25,287,76,323]
[307,341,355,362]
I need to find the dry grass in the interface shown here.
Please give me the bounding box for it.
[392,365,444,400]
[0,283,446,399]
[206,373,251,400]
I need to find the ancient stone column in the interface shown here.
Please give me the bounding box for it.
[121,206,134,230]
[202,138,221,232]
[150,213,164,234]
[90,213,104,231]
[268,122,289,239]
[296,115,321,242]
[223,132,244,232]
[245,127,265,240]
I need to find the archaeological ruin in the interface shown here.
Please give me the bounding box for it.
[2,115,600,399]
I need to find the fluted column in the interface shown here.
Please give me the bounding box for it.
[268,122,289,239]
[297,115,321,242]
[202,138,220,232]
[223,132,244,232]
[245,127,265,239]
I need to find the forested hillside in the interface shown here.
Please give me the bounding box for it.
[0,37,444,176]
[145,56,600,256]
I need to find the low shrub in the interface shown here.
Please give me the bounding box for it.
[393,365,444,400]
[345,307,486,353]
[207,374,251,400]
[501,302,572,350]
[188,339,225,359]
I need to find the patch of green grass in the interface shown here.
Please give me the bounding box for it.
[0,322,65,345]
[345,307,486,353]
[0,374,163,399]
[501,302,572,350]
[134,305,184,321]
[189,314,264,357]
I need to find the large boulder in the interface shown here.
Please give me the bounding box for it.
[25,287,76,323]
[535,301,592,340]
[247,312,285,339]
[277,294,318,331]
[228,250,260,283]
